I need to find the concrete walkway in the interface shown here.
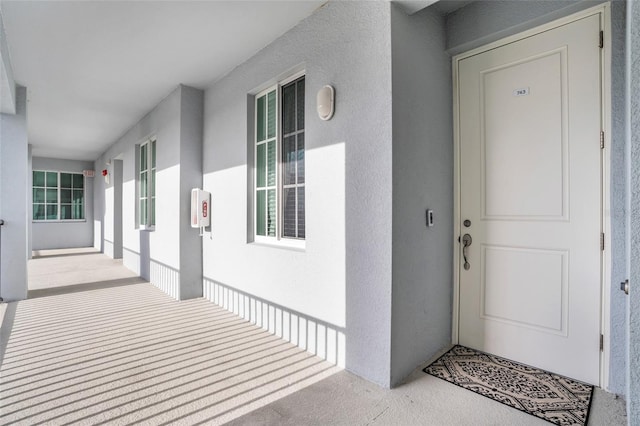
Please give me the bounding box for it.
[0,249,627,425]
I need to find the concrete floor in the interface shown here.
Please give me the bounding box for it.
[0,249,627,425]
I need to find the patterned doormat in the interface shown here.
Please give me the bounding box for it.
[423,346,593,426]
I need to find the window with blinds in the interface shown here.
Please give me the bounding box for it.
[254,74,305,242]
[281,76,305,239]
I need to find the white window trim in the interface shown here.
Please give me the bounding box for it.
[254,84,278,244]
[32,170,86,222]
[138,138,156,231]
[252,70,305,249]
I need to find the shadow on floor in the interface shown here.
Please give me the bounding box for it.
[0,282,339,425]
[31,247,99,260]
[0,302,17,367]
[27,277,148,299]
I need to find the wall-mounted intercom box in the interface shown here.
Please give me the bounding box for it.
[191,188,211,229]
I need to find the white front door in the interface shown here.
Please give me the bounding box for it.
[457,14,602,385]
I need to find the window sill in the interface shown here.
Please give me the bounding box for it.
[139,225,156,232]
[32,219,87,223]
[251,237,305,252]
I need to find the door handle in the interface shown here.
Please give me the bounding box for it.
[462,234,472,270]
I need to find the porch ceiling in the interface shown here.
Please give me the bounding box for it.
[0,1,324,161]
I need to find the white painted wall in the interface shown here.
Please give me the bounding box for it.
[31,157,95,250]
[0,85,28,301]
[94,85,203,300]
[202,1,393,386]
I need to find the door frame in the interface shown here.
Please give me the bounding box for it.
[451,3,612,388]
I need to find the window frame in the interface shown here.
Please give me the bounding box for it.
[253,71,305,248]
[254,84,279,243]
[138,138,156,230]
[279,74,306,240]
[32,170,86,222]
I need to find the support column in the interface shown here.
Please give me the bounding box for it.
[0,86,29,301]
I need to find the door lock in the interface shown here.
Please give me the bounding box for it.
[462,234,472,270]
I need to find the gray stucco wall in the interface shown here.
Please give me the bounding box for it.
[0,11,16,114]
[202,1,393,387]
[178,86,204,300]
[340,3,393,386]
[112,159,123,259]
[93,160,104,253]
[31,157,95,250]
[0,85,28,301]
[390,5,453,386]
[609,0,628,397]
[627,0,639,421]
[446,0,628,396]
[27,145,32,258]
[94,85,204,301]
[95,85,182,278]
[445,0,605,55]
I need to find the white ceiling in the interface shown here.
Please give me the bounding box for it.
[0,1,325,161]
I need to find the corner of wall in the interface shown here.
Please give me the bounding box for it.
[178,85,205,300]
[341,0,394,389]
[389,4,453,386]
